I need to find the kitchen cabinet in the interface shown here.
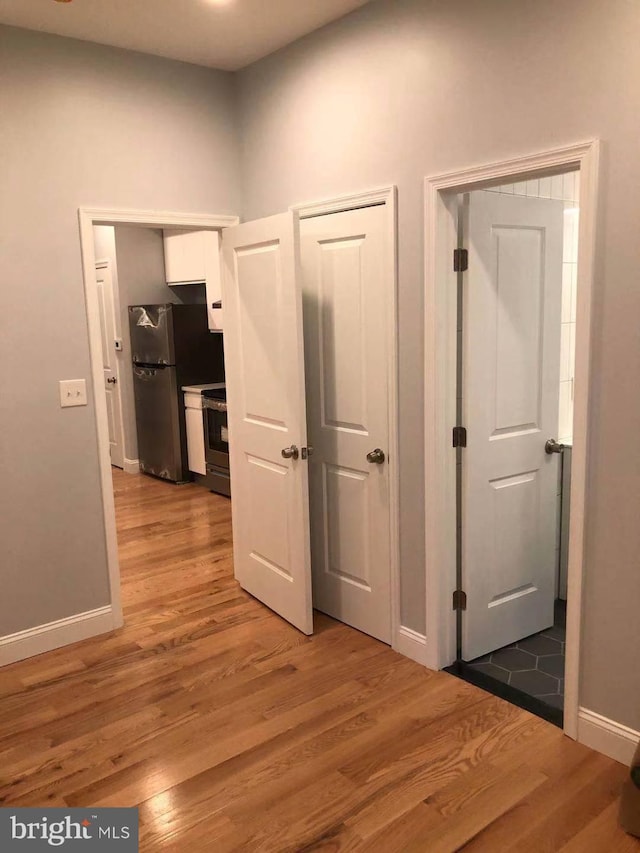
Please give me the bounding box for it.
[163,229,223,333]
[184,391,206,476]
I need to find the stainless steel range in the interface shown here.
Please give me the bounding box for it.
[202,387,230,497]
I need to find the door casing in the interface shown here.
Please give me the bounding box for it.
[423,141,600,740]
[79,207,239,631]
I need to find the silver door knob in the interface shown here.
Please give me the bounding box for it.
[107,376,118,384]
[281,445,299,460]
[366,448,385,464]
[545,438,566,455]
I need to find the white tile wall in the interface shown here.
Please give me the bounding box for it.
[487,171,580,441]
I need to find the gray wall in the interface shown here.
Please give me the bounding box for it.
[0,26,240,635]
[237,0,640,729]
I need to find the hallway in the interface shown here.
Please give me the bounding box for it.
[0,470,632,851]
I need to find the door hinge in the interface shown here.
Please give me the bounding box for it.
[452,589,467,611]
[453,248,468,273]
[452,426,467,448]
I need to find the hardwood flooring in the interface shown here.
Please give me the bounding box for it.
[0,469,636,851]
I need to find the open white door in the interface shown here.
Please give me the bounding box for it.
[221,211,313,634]
[462,191,564,660]
[95,261,124,470]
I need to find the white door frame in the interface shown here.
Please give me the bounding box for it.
[423,141,600,739]
[290,187,403,655]
[78,207,239,629]
[95,258,126,470]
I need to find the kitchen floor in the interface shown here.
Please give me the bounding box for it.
[466,600,567,712]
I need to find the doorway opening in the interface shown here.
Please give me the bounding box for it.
[79,208,237,627]
[423,141,599,738]
[448,172,579,727]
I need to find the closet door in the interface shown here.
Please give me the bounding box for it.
[300,205,392,643]
[221,212,313,634]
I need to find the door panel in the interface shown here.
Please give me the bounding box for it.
[493,226,543,432]
[236,243,288,426]
[301,205,391,643]
[222,212,313,635]
[324,464,370,589]
[96,262,124,469]
[463,191,564,660]
[319,237,367,431]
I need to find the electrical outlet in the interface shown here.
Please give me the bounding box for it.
[59,379,88,408]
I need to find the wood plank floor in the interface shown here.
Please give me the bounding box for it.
[0,469,636,852]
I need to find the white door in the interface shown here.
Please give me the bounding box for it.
[300,205,392,643]
[462,191,564,660]
[221,212,313,634]
[95,261,124,470]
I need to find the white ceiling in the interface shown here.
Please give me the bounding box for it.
[0,0,372,71]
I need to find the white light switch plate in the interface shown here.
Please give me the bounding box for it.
[59,379,88,408]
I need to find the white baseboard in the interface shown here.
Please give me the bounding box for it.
[394,625,431,667]
[578,707,639,766]
[0,606,115,666]
[123,458,140,474]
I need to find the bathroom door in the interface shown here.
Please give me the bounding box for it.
[462,191,564,661]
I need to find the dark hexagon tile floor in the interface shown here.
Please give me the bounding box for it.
[466,603,566,711]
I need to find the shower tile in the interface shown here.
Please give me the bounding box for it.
[538,176,552,198]
[562,263,573,323]
[551,174,564,200]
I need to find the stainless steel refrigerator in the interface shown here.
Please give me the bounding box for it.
[129,303,224,482]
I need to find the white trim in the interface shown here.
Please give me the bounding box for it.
[85,208,238,229]
[78,207,240,634]
[395,626,429,667]
[423,141,600,740]
[123,458,140,475]
[0,606,115,666]
[291,187,401,651]
[293,186,394,219]
[578,708,639,766]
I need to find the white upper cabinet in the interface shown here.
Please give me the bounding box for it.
[164,228,208,283]
[163,229,223,332]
